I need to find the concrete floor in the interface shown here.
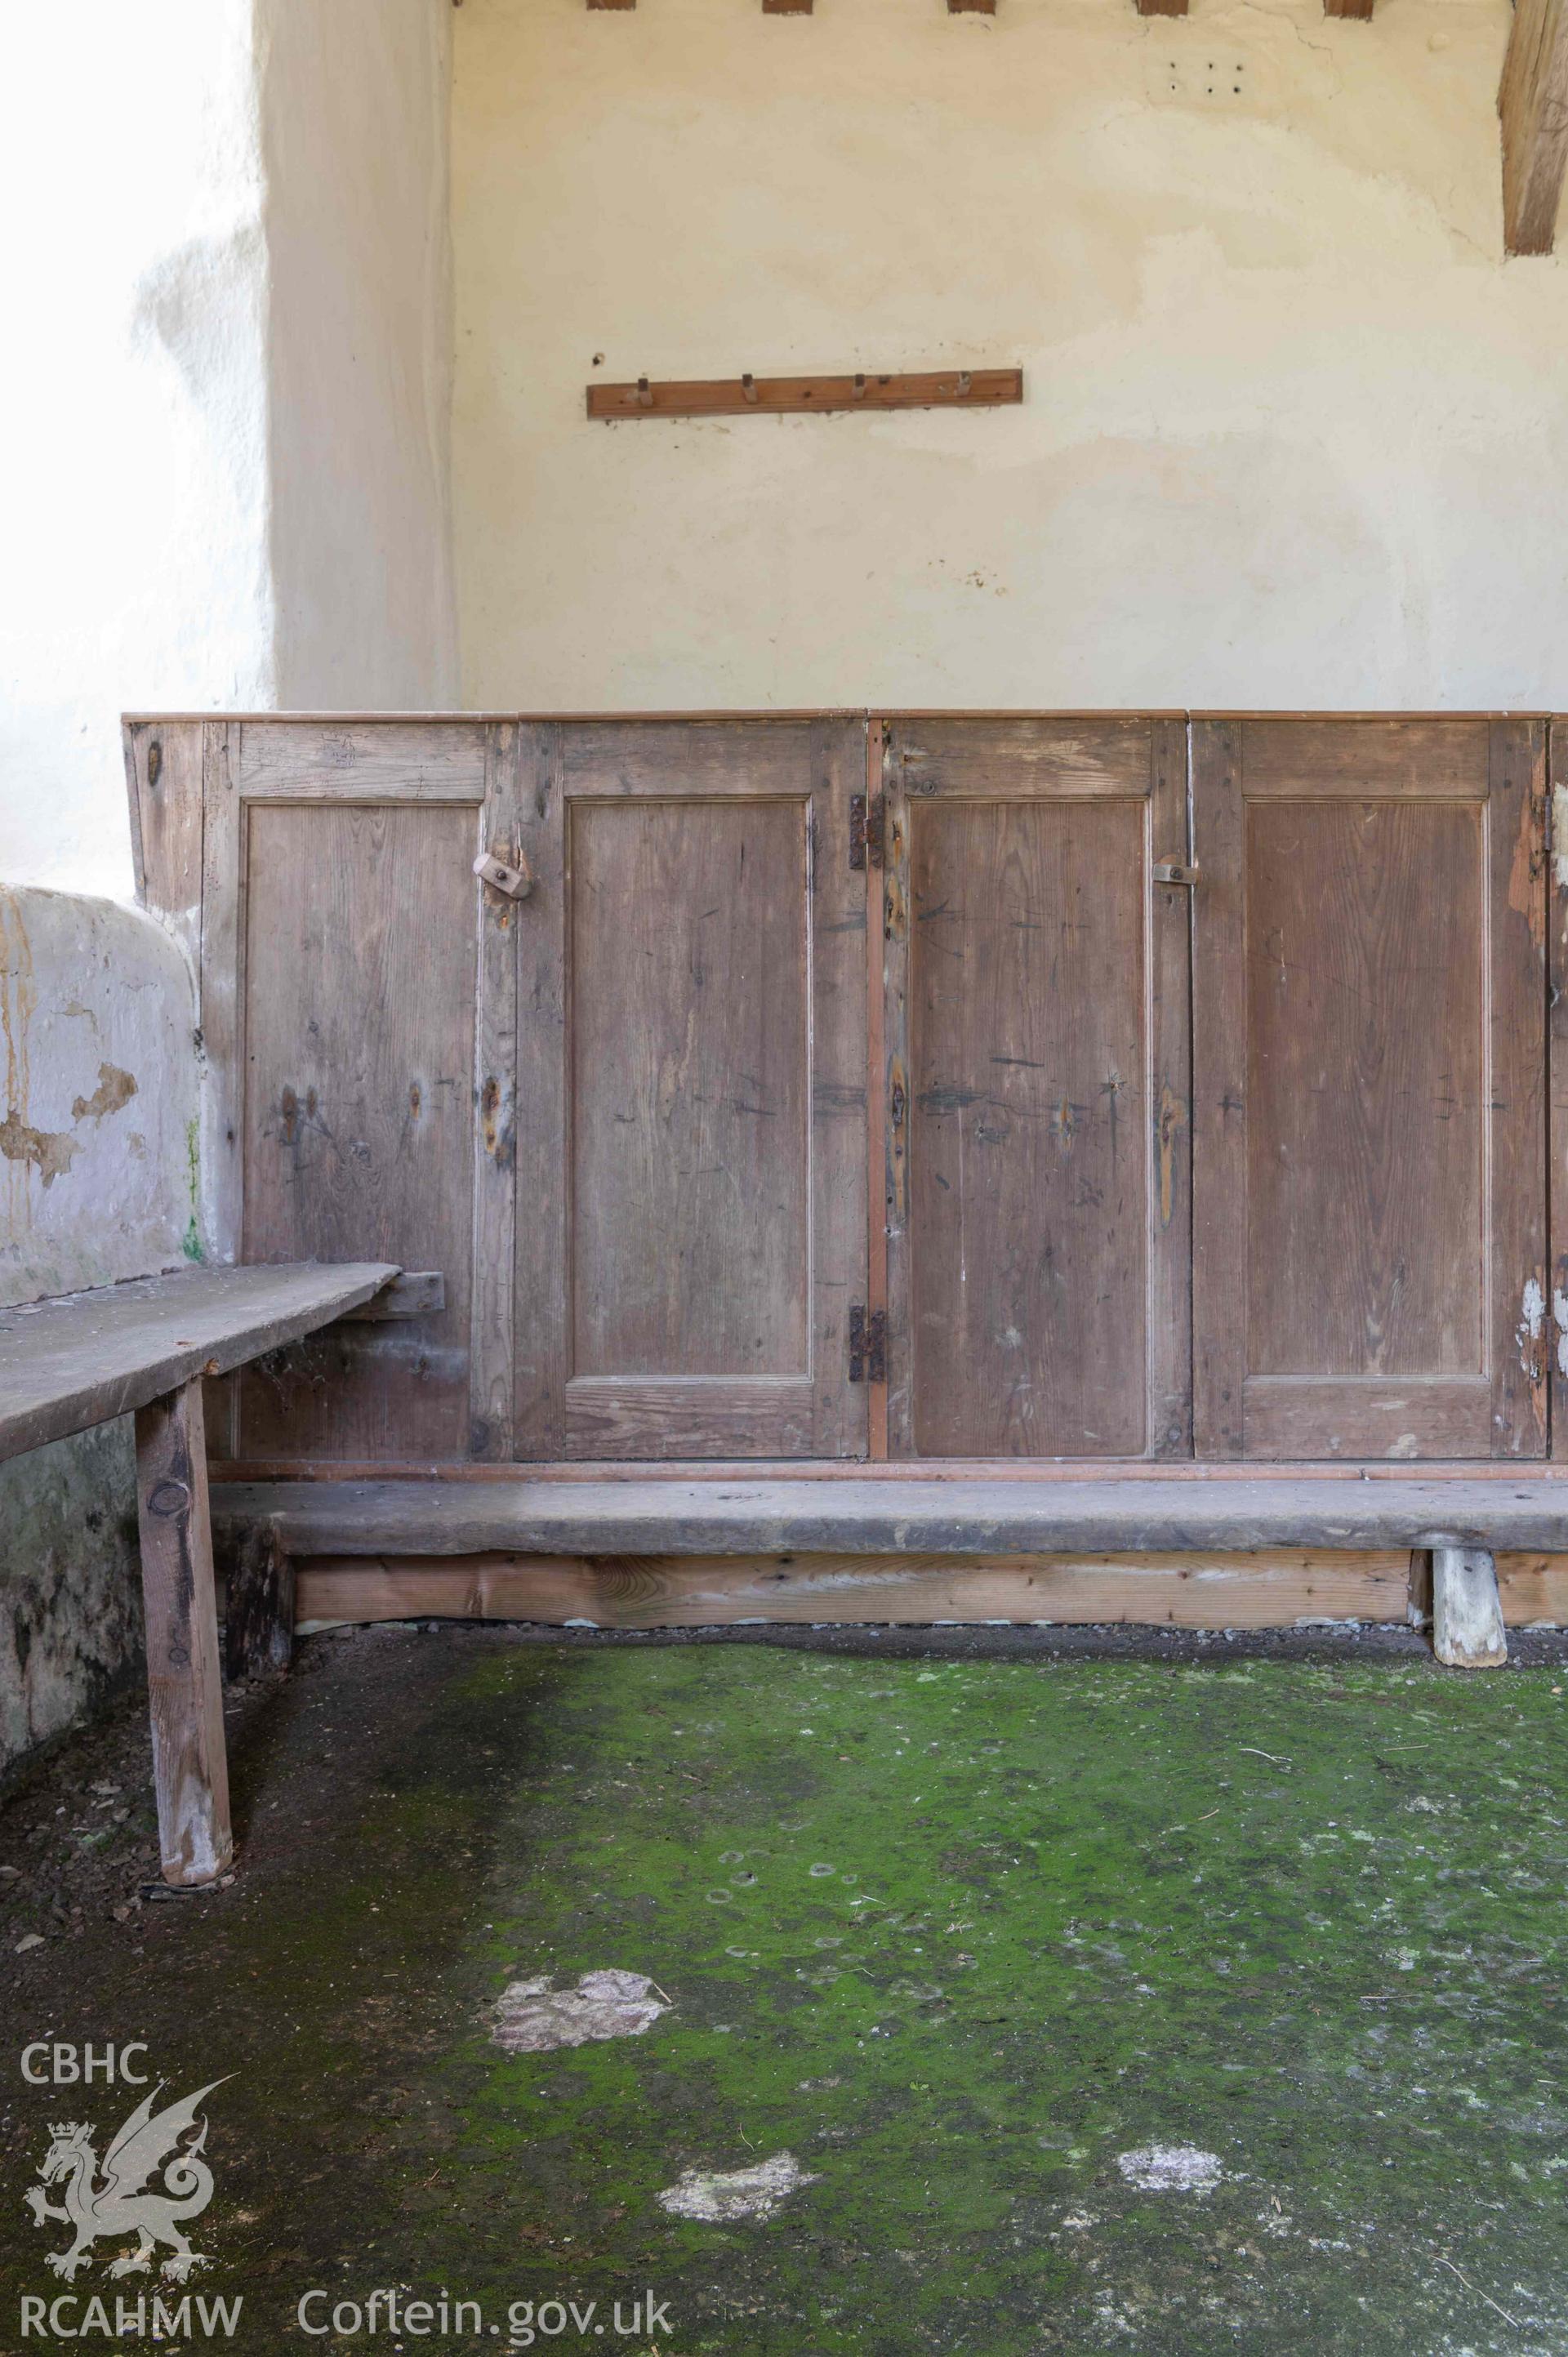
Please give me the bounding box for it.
[2,1624,1567,2355]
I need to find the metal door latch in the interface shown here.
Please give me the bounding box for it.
[1153,860,1200,888]
[474,849,533,900]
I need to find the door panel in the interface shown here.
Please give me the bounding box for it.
[882,717,1192,1459]
[225,733,491,1462]
[570,798,809,1379]
[519,719,867,1462]
[1192,717,1547,1460]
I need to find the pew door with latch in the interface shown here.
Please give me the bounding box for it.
[514,717,869,1462]
[1191,718,1548,1461]
[877,716,1193,1459]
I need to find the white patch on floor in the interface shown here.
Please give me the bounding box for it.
[1116,2142,1223,2194]
[657,2151,818,2223]
[490,1968,667,2054]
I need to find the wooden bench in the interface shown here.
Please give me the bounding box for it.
[211,1472,1568,1673]
[0,1262,402,1886]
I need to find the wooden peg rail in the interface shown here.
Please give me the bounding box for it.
[586,366,1023,423]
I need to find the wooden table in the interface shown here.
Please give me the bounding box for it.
[1,1262,399,1885]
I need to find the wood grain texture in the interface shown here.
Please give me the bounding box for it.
[906,792,1147,1454]
[295,1548,1411,1632]
[1237,720,1490,797]
[513,726,569,1459]
[0,1262,396,1460]
[1245,795,1484,1378]
[1496,1552,1568,1623]
[235,721,487,802]
[199,723,244,1265]
[135,1380,232,1887]
[549,720,865,1461]
[893,719,1152,799]
[881,739,913,1453]
[562,1377,814,1457]
[1501,0,1568,255]
[883,715,1179,1459]
[561,719,835,796]
[339,1271,445,1321]
[212,1473,1568,1556]
[1191,721,1246,1456]
[1549,719,1568,1459]
[221,1515,293,1679]
[238,802,476,1459]
[586,369,1020,421]
[569,794,809,1377]
[1487,720,1549,1456]
[1149,719,1195,1456]
[470,723,521,1459]
[1194,717,1545,1462]
[807,719,871,1456]
[866,720,890,1461]
[1241,1376,1491,1460]
[122,720,203,967]
[216,1455,1568,1485]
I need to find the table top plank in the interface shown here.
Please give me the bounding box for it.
[0,1262,399,1460]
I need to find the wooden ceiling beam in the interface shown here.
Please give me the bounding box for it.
[1501,0,1568,252]
[1323,0,1374,18]
[1134,0,1191,18]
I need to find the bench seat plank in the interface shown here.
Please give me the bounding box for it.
[211,1473,1568,1558]
[0,1261,398,1461]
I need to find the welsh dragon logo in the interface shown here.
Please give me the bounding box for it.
[24,2079,228,2283]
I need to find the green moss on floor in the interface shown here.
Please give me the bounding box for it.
[4,1637,1568,2355]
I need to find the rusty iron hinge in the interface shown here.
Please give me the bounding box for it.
[849,1305,887,1384]
[849,792,885,871]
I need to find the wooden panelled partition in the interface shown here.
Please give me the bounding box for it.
[878,717,1192,1458]
[127,711,1560,1477]
[1192,720,1548,1461]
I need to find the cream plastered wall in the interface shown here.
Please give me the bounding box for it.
[261,0,457,710]
[0,4,270,903]
[452,0,1568,711]
[0,0,456,907]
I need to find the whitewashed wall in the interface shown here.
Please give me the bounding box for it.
[452,0,1568,713]
[0,0,456,907]
[0,5,270,904]
[261,0,457,709]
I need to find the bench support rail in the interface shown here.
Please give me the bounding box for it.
[1431,1545,1508,1669]
[134,1379,234,1886]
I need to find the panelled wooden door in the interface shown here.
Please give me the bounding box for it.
[194,720,497,1461]
[1191,718,1548,1461]
[514,719,868,1461]
[127,707,1557,1474]
[878,717,1192,1458]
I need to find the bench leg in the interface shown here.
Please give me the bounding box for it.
[1431,1545,1508,1670]
[134,1377,234,1886]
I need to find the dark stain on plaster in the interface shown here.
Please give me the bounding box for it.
[71,1062,137,1123]
[0,1110,79,1188]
